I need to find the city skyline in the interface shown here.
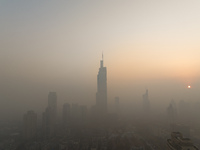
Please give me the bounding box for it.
[1,1,200,121]
[0,52,198,120]
[1,1,200,149]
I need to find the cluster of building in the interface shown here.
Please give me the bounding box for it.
[22,55,108,140]
[1,55,199,149]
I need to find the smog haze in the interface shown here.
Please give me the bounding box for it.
[1,0,200,121]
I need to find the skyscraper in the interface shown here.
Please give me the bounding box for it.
[23,110,37,140]
[48,92,57,111]
[167,100,178,132]
[63,103,70,127]
[96,54,107,115]
[80,105,88,122]
[142,89,150,113]
[43,92,57,138]
[114,97,120,115]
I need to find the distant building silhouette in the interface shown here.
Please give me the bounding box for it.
[23,110,37,140]
[80,105,88,123]
[170,99,177,120]
[179,100,191,124]
[142,89,150,113]
[114,97,120,115]
[43,92,57,138]
[48,92,57,112]
[63,103,70,127]
[167,100,178,132]
[71,103,80,121]
[96,53,107,115]
[167,104,175,126]
[167,132,198,150]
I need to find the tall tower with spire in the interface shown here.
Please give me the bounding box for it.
[96,53,107,115]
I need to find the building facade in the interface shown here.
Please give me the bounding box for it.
[63,103,70,127]
[96,54,107,115]
[167,132,198,150]
[23,110,37,140]
[43,92,57,138]
[142,89,150,113]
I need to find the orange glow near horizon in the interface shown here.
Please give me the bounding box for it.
[106,43,200,83]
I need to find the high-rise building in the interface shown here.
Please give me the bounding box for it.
[23,110,37,140]
[80,105,88,121]
[63,103,70,127]
[48,92,57,111]
[43,92,57,138]
[114,97,120,115]
[71,103,80,120]
[179,100,190,124]
[96,54,107,115]
[167,100,178,132]
[142,89,150,113]
[167,104,175,125]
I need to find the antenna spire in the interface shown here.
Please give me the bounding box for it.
[100,52,104,68]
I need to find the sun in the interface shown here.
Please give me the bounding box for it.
[187,85,191,88]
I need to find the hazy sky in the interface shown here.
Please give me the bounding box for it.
[1,0,200,119]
